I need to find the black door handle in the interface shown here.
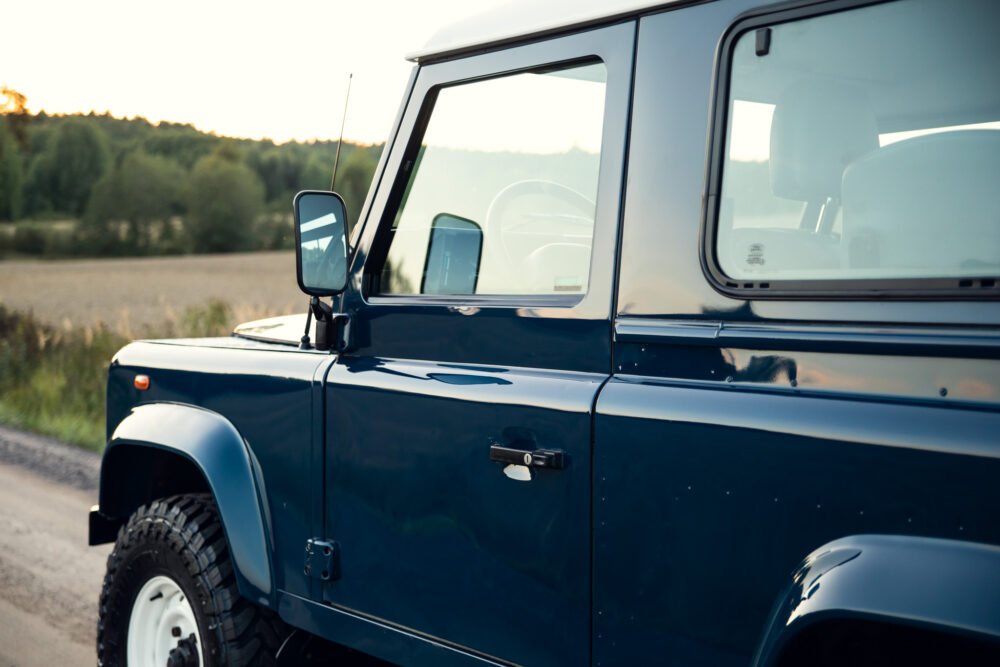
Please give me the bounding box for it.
[489,444,567,470]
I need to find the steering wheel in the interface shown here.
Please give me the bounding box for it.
[484,180,596,272]
[315,226,348,290]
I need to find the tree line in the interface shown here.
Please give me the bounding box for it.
[0,87,381,257]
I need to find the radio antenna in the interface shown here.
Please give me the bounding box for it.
[329,73,353,192]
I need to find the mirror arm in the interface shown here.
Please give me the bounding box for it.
[299,298,316,350]
[306,297,351,353]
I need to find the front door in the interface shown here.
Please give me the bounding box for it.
[322,24,634,666]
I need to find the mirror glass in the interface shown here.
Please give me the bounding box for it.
[295,191,348,295]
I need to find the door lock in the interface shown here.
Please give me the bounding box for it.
[489,443,567,470]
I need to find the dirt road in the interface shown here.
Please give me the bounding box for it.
[0,425,107,667]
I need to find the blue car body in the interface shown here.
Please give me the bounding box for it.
[91,0,1000,664]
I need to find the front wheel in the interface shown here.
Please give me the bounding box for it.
[98,494,287,666]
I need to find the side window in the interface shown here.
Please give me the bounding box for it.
[711,0,1000,292]
[376,61,607,297]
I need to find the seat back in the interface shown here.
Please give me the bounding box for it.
[842,130,1000,275]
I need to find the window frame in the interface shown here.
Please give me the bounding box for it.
[701,0,1000,300]
[354,26,632,312]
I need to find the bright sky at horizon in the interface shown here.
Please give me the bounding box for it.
[3,0,511,146]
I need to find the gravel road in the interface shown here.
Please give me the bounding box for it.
[0,425,108,667]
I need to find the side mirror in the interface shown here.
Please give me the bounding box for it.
[294,190,349,296]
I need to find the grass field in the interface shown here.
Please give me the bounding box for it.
[0,251,304,333]
[0,251,308,451]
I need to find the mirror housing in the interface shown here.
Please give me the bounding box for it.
[294,190,349,296]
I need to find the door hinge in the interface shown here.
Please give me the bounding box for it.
[304,538,341,582]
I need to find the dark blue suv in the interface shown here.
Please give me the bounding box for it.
[89,0,1000,664]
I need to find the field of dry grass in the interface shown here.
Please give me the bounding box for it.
[0,251,304,334]
[0,251,310,451]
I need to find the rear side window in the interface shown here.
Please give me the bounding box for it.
[376,62,607,297]
[708,0,1000,296]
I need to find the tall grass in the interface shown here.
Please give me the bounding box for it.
[0,300,251,451]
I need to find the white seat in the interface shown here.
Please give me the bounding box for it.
[842,130,1000,275]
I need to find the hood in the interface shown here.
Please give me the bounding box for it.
[233,313,313,347]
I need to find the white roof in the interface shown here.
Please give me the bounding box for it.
[406,0,678,62]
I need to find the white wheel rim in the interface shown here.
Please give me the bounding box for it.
[127,575,204,667]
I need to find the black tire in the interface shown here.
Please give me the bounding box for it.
[98,493,288,666]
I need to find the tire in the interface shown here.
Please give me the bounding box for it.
[98,493,288,666]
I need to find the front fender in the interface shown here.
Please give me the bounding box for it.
[100,402,274,606]
[754,534,1000,666]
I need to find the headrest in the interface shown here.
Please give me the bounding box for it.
[770,82,878,202]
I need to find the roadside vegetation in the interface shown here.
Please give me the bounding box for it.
[0,87,380,259]
[0,300,247,452]
[0,87,341,451]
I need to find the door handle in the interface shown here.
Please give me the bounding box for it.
[489,444,567,470]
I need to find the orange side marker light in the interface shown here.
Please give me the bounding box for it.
[134,374,150,391]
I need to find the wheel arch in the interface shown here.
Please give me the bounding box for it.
[93,402,276,608]
[753,534,1000,666]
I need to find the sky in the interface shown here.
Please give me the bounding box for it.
[424,63,606,153]
[3,0,512,146]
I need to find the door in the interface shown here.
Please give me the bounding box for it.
[593,1,1000,664]
[322,24,634,666]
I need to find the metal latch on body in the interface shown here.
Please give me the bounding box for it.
[489,444,567,470]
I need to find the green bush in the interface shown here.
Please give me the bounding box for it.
[0,299,238,451]
[23,118,110,217]
[0,305,124,450]
[11,223,46,254]
[179,299,233,338]
[0,222,80,258]
[0,110,383,258]
[83,150,185,255]
[185,150,265,253]
[255,213,294,251]
[0,119,23,221]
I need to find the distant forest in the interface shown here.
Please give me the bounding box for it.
[0,87,381,258]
